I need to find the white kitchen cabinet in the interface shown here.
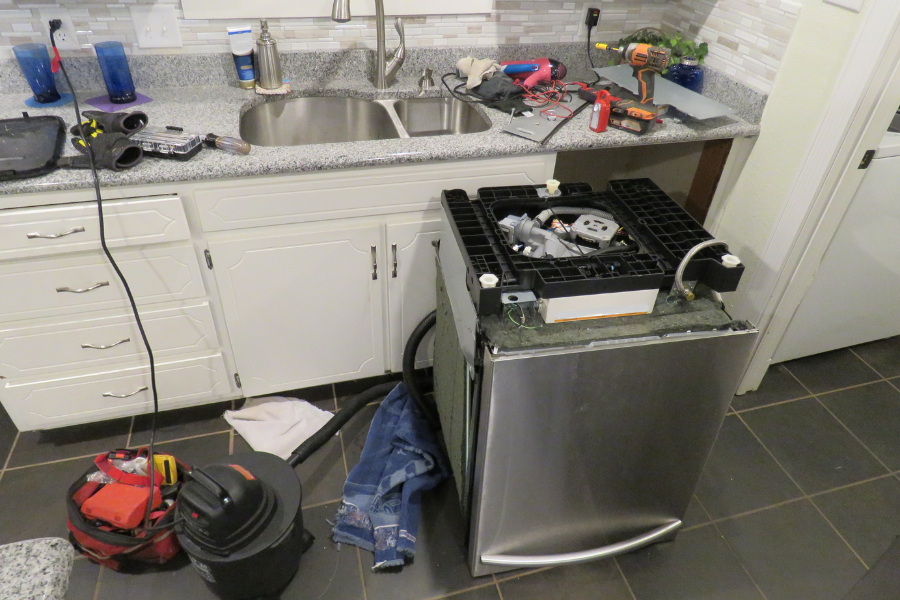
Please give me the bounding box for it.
[208,221,386,397]
[386,215,441,372]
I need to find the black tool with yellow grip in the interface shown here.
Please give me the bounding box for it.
[596,42,672,134]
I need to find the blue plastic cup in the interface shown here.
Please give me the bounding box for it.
[13,43,62,104]
[94,41,136,104]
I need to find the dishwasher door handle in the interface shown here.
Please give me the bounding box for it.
[480,519,681,567]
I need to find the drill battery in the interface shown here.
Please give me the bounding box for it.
[608,100,666,135]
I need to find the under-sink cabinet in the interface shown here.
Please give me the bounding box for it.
[0,154,555,429]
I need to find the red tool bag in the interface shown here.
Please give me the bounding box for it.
[67,448,189,570]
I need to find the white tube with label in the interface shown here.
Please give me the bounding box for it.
[228,24,255,90]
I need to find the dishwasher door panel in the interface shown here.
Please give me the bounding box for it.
[469,329,757,576]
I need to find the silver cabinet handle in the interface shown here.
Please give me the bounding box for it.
[56,281,109,294]
[371,246,378,280]
[481,520,681,567]
[391,243,398,278]
[27,226,85,239]
[102,386,148,398]
[82,338,130,350]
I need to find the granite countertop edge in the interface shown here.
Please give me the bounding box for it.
[0,78,761,197]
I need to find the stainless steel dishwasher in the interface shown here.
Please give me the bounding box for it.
[433,180,758,576]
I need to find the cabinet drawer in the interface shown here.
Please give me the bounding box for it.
[0,301,220,379]
[0,243,205,321]
[0,196,189,261]
[195,155,554,232]
[3,353,231,430]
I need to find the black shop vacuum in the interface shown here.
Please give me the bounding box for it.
[174,313,439,600]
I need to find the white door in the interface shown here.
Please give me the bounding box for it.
[208,222,385,396]
[386,216,441,372]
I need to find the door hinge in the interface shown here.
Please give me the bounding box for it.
[859,149,876,169]
[204,249,213,269]
[234,373,242,388]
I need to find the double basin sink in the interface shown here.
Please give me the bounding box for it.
[240,97,492,147]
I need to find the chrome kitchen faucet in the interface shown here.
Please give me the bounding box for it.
[331,0,406,89]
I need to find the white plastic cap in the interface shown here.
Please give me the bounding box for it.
[721,254,742,268]
[546,179,561,196]
[479,273,499,288]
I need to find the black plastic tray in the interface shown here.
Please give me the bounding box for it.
[442,179,743,316]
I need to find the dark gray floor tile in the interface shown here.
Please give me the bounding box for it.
[812,476,900,567]
[695,415,802,518]
[130,401,231,446]
[0,456,94,545]
[341,403,378,471]
[783,349,879,394]
[445,585,501,600]
[617,526,763,600]
[233,431,345,507]
[280,502,365,600]
[740,399,888,493]
[362,480,491,600]
[65,559,101,600]
[276,383,337,412]
[7,418,131,468]
[335,374,402,410]
[152,431,230,469]
[851,336,900,378]
[682,496,709,528]
[732,364,808,411]
[0,402,17,467]
[717,501,866,600]
[819,382,900,470]
[499,561,632,600]
[96,554,220,600]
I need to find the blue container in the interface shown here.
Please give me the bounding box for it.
[95,41,136,104]
[13,43,62,104]
[664,57,704,94]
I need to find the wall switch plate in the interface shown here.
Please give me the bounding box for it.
[824,0,863,12]
[130,5,182,49]
[37,8,80,50]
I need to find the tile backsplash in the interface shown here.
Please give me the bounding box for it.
[663,0,800,94]
[0,0,797,94]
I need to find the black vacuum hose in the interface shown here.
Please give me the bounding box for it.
[288,381,397,467]
[403,311,441,431]
[288,311,439,467]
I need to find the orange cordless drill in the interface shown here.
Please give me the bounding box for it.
[596,42,672,134]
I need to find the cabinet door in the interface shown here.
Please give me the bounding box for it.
[387,217,441,372]
[208,222,385,396]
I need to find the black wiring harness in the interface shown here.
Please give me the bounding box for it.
[48,21,160,528]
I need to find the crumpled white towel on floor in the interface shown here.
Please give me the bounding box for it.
[224,397,333,460]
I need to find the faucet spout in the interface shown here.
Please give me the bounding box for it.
[330,0,405,89]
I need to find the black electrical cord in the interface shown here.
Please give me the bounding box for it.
[587,24,596,69]
[48,21,160,529]
[441,72,491,104]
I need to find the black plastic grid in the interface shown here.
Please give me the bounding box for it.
[442,180,744,316]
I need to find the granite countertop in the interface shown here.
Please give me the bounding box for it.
[0,71,761,196]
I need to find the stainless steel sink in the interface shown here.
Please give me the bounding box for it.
[239,96,492,147]
[391,98,492,137]
[240,97,400,146]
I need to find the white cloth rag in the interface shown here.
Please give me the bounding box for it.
[224,396,333,460]
[456,56,501,89]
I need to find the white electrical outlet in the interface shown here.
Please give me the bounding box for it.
[37,8,80,50]
[130,5,182,49]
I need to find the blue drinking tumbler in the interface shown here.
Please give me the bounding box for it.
[94,41,137,104]
[13,43,62,104]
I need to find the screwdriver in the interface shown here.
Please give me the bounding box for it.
[204,133,251,155]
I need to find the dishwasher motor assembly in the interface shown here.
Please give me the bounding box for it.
[441,179,744,323]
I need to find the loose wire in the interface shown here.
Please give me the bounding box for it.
[49,23,159,529]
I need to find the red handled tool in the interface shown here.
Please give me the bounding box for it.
[589,90,612,133]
